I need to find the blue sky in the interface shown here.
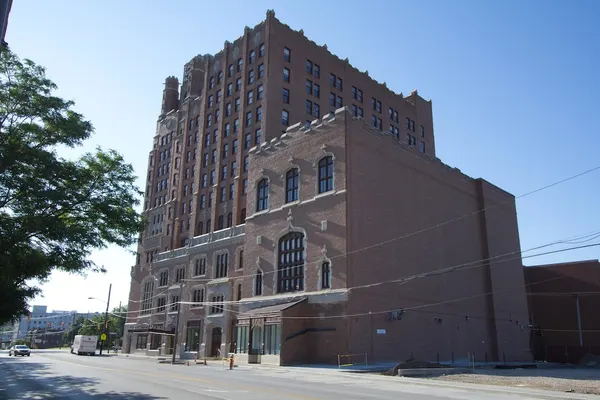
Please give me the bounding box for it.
[6,0,599,313]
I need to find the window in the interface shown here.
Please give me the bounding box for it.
[285,168,299,203]
[209,295,224,315]
[313,83,320,98]
[318,156,334,194]
[336,96,343,108]
[255,270,263,296]
[210,170,215,185]
[200,194,206,209]
[329,73,336,87]
[248,69,254,85]
[256,107,262,122]
[336,77,343,90]
[245,133,251,149]
[215,253,229,278]
[206,218,211,233]
[277,232,304,293]
[234,118,239,133]
[192,288,204,307]
[259,43,265,57]
[243,156,249,172]
[227,83,232,96]
[321,261,331,289]
[282,88,290,104]
[170,295,180,312]
[228,64,234,77]
[227,212,232,227]
[421,141,426,153]
[352,86,357,99]
[282,110,289,126]
[159,270,168,287]
[156,297,166,313]
[222,143,229,159]
[248,50,255,64]
[407,134,417,146]
[217,90,222,103]
[256,178,269,211]
[238,249,244,269]
[194,258,206,276]
[420,125,425,137]
[175,267,185,283]
[231,161,237,177]
[313,103,320,118]
[329,92,335,107]
[313,64,320,78]
[246,111,252,127]
[306,60,313,74]
[237,58,243,72]
[257,85,263,100]
[236,78,242,92]
[283,67,290,83]
[235,98,240,112]
[306,79,312,95]
[218,213,224,228]
[232,139,238,154]
[283,47,291,62]
[220,186,226,202]
[305,99,312,115]
[258,63,265,78]
[141,280,154,315]
[254,128,262,145]
[240,208,246,223]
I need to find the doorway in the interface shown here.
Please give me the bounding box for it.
[211,327,222,357]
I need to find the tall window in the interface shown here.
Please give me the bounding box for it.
[238,249,244,269]
[277,232,304,293]
[215,253,229,278]
[170,295,180,312]
[256,179,269,211]
[159,270,168,287]
[255,270,263,296]
[192,288,204,307]
[175,267,185,283]
[209,294,224,315]
[194,258,206,276]
[285,168,299,203]
[141,281,154,315]
[318,156,334,193]
[156,297,166,313]
[227,212,233,228]
[321,261,331,289]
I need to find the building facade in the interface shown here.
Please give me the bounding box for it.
[125,10,530,364]
[525,260,600,363]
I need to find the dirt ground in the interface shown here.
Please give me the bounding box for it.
[431,368,600,395]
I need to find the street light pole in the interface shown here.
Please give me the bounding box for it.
[171,281,183,364]
[99,283,112,355]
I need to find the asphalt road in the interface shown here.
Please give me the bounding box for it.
[0,350,594,400]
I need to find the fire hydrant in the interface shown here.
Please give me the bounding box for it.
[229,354,234,370]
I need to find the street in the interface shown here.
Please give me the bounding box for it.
[0,350,595,400]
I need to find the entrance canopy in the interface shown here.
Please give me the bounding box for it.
[237,298,306,322]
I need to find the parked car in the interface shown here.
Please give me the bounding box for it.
[9,345,31,356]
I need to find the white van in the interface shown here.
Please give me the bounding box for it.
[71,335,98,356]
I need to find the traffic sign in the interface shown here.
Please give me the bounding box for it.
[100,333,107,341]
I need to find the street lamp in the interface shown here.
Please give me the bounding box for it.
[88,284,111,355]
[171,281,184,365]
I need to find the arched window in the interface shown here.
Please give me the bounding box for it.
[285,168,299,203]
[206,219,211,233]
[227,212,233,228]
[218,215,224,230]
[318,156,334,194]
[198,221,203,235]
[256,178,269,211]
[255,269,263,296]
[277,232,304,293]
[240,208,246,224]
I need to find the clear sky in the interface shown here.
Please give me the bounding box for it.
[6,0,599,313]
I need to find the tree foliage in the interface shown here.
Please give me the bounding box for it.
[63,305,127,346]
[0,50,143,324]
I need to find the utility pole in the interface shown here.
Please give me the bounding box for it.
[99,284,112,355]
[171,281,184,364]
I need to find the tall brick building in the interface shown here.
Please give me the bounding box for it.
[124,10,531,365]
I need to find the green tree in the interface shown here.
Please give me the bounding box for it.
[0,50,143,324]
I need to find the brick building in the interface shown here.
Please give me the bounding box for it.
[525,260,600,363]
[124,9,531,365]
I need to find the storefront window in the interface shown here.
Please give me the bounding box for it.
[235,325,249,354]
[135,334,148,350]
[264,324,280,355]
[185,320,202,352]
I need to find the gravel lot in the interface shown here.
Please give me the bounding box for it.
[431,368,600,395]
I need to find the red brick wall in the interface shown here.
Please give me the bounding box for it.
[345,114,530,362]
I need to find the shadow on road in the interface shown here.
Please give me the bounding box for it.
[0,357,166,399]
